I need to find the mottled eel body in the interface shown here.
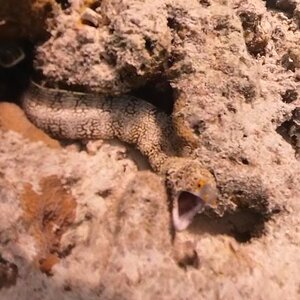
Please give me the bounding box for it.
[23,81,217,230]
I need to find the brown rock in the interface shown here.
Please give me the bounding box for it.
[21,175,77,274]
[39,254,60,276]
[0,0,55,41]
[0,102,61,148]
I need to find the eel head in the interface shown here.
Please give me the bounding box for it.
[163,158,217,231]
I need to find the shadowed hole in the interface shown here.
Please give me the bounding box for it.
[241,157,249,165]
[55,0,71,9]
[0,41,34,102]
[96,189,112,198]
[278,119,293,132]
[239,11,268,57]
[281,89,298,103]
[167,17,183,32]
[191,120,206,136]
[199,0,211,7]
[177,249,199,270]
[276,108,300,158]
[130,77,175,115]
[264,0,296,18]
[144,37,156,55]
[88,0,102,10]
[190,208,272,243]
[281,52,299,72]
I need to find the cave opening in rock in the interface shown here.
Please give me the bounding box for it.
[130,77,175,115]
[264,0,296,18]
[191,207,274,243]
[0,41,34,102]
[55,0,71,10]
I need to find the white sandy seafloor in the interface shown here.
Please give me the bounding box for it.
[1,0,300,299]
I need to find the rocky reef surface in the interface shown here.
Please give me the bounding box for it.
[0,0,300,299]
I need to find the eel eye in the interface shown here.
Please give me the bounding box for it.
[197,179,206,189]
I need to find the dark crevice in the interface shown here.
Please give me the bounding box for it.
[239,11,268,57]
[281,89,298,103]
[176,249,199,270]
[241,157,250,165]
[57,243,76,259]
[264,0,296,18]
[144,37,156,56]
[190,208,271,243]
[188,175,273,243]
[167,17,183,32]
[281,51,300,72]
[96,189,113,198]
[191,121,206,136]
[198,0,211,7]
[55,0,71,10]
[130,77,175,115]
[0,40,34,102]
[81,19,98,28]
[276,108,300,159]
[0,255,18,289]
[88,0,102,11]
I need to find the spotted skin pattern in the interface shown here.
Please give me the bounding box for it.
[22,81,217,230]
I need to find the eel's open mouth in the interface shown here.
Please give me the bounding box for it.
[178,191,201,216]
[172,191,206,231]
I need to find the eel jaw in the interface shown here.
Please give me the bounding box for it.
[172,184,217,231]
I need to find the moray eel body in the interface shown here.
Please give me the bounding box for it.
[23,81,217,231]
